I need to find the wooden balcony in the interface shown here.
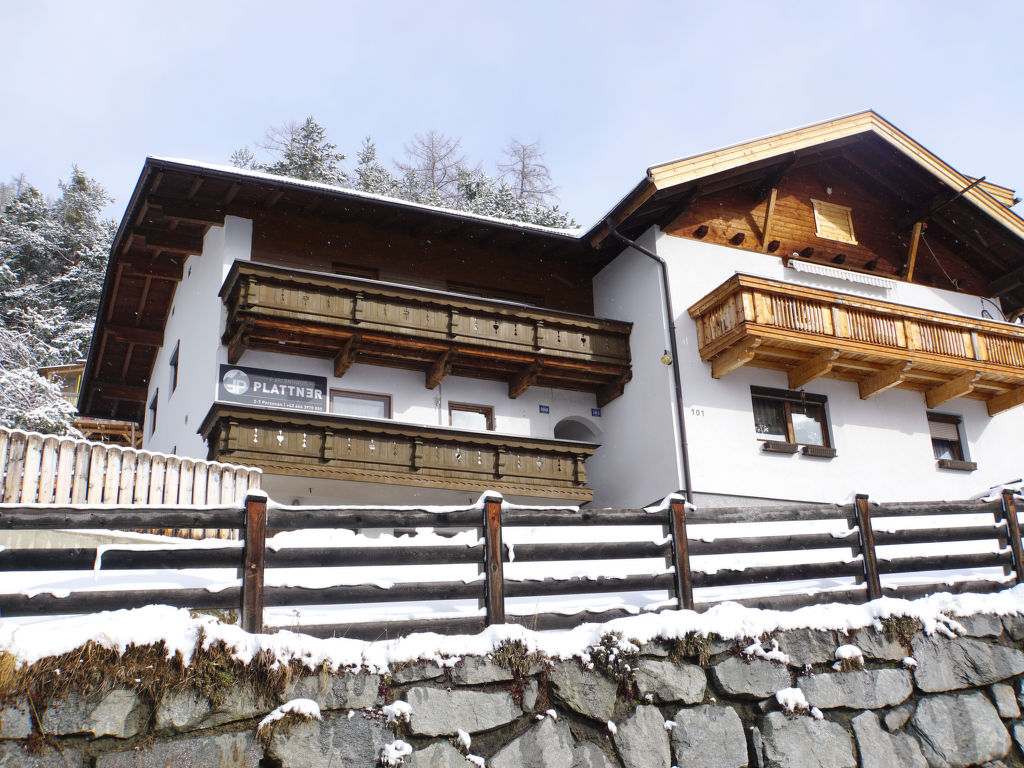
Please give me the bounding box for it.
[220,262,632,405]
[199,404,598,502]
[688,274,1024,416]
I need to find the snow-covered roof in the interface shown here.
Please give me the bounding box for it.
[150,157,584,239]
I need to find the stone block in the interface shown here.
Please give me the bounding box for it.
[636,659,706,704]
[850,711,926,768]
[797,669,912,710]
[96,731,261,767]
[911,636,1024,692]
[283,672,380,710]
[0,699,33,739]
[1001,614,1024,641]
[775,629,836,666]
[883,705,913,732]
[391,660,443,684]
[613,705,670,768]
[153,687,267,733]
[42,688,149,739]
[450,655,543,685]
[407,686,520,736]
[760,711,856,768]
[990,683,1020,718]
[0,741,84,767]
[265,710,391,768]
[573,742,618,768]
[491,717,575,768]
[407,742,468,768]
[671,704,747,768]
[710,657,791,699]
[522,680,539,712]
[954,614,1004,638]
[548,661,620,722]
[848,628,907,661]
[909,692,1011,768]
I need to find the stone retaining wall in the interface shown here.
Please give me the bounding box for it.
[5,613,1024,767]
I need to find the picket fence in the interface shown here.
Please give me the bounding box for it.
[0,427,261,539]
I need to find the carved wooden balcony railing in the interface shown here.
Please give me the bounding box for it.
[199,404,598,502]
[688,274,1024,416]
[220,262,632,406]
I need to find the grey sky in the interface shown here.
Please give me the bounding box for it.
[3,1,1022,229]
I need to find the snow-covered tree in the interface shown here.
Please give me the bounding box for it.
[353,137,399,197]
[0,329,78,435]
[454,167,576,228]
[0,168,113,432]
[256,116,347,185]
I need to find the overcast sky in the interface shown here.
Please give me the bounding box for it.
[3,1,1023,230]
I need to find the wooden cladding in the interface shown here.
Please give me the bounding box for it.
[220,262,632,406]
[688,274,1024,416]
[199,404,597,502]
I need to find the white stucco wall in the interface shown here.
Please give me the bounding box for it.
[591,231,684,508]
[144,216,253,458]
[599,227,1024,505]
[235,349,599,441]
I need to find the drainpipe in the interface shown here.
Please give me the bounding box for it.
[604,219,695,505]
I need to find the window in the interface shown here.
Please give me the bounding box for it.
[148,390,158,436]
[927,412,976,471]
[331,390,391,419]
[751,386,835,457]
[449,402,494,431]
[811,198,857,245]
[169,342,180,393]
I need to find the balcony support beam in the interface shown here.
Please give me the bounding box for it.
[711,337,761,379]
[509,361,542,399]
[926,372,980,409]
[987,387,1024,416]
[859,361,912,400]
[426,350,453,389]
[334,336,358,377]
[788,350,839,390]
[227,322,249,365]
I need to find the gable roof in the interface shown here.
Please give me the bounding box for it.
[588,110,1024,247]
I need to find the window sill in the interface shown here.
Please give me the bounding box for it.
[761,441,798,454]
[801,445,837,459]
[937,458,977,472]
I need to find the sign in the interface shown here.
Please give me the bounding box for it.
[591,408,602,417]
[218,365,327,412]
[539,405,550,414]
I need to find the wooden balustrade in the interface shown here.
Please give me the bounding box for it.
[0,427,261,539]
[199,403,597,502]
[220,261,632,405]
[688,274,1024,415]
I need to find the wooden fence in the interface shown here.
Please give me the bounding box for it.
[0,491,1020,640]
[0,427,261,539]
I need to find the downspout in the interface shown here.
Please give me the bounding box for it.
[604,219,694,504]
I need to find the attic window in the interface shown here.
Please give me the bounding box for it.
[811,199,858,245]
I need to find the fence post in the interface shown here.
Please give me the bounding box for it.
[240,492,267,634]
[854,494,882,601]
[482,494,506,625]
[668,498,694,610]
[1000,490,1024,584]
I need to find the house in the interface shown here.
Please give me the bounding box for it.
[587,111,1024,507]
[78,111,1024,508]
[77,161,628,506]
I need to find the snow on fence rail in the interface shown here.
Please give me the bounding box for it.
[0,427,261,539]
[0,492,1022,640]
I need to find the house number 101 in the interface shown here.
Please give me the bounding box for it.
[690,408,705,417]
